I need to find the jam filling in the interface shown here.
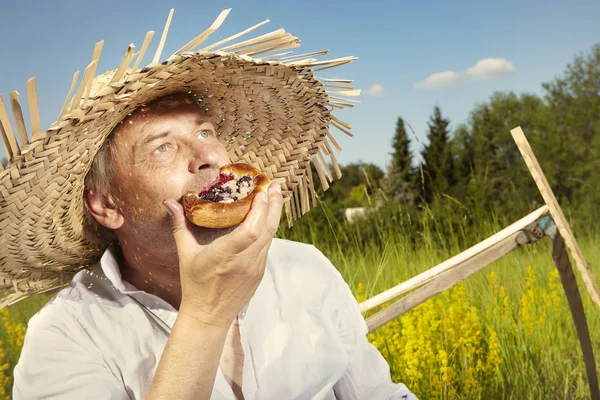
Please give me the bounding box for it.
[199,173,255,203]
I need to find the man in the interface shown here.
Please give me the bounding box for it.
[3,9,417,400]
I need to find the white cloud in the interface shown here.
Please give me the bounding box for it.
[414,57,516,89]
[414,71,461,89]
[465,58,515,80]
[363,83,387,96]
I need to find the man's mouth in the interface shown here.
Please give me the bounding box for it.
[181,169,222,200]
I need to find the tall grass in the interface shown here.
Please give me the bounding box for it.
[278,196,600,399]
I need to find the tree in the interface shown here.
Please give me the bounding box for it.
[450,92,549,219]
[384,117,415,204]
[330,162,384,208]
[449,123,474,198]
[420,105,455,203]
[540,43,600,222]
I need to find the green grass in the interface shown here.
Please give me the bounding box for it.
[277,200,600,399]
[2,201,599,399]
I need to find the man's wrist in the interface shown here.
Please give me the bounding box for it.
[177,304,233,332]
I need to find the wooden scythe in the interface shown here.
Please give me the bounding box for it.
[510,126,600,308]
[511,126,599,400]
[360,126,599,399]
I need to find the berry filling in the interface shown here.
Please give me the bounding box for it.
[198,173,255,203]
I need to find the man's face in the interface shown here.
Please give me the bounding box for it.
[108,98,232,253]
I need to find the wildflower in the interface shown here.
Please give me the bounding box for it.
[363,282,503,398]
[355,282,366,304]
[0,308,26,360]
[0,339,12,400]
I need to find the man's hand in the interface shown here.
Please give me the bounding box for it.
[164,182,284,329]
[146,183,283,399]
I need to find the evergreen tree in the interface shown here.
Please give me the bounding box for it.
[384,117,415,204]
[420,105,454,203]
[448,123,474,198]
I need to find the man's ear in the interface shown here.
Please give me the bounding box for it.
[84,189,124,230]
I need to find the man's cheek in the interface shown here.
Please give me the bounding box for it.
[159,178,189,200]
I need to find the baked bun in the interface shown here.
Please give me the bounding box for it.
[182,163,271,228]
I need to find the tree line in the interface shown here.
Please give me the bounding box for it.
[283,43,600,246]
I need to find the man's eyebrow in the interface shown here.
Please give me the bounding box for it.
[136,131,171,149]
[196,117,210,127]
[135,118,210,149]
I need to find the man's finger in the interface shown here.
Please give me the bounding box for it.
[265,183,284,236]
[164,199,198,254]
[224,191,270,254]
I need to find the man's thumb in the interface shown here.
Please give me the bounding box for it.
[164,199,195,249]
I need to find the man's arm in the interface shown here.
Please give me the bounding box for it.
[332,317,419,400]
[144,313,229,400]
[315,252,418,400]
[146,184,283,399]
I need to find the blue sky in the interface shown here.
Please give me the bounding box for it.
[1,0,599,171]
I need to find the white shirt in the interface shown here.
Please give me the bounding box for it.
[13,238,417,400]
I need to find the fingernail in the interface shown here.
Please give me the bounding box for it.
[260,191,268,203]
[274,183,282,194]
[163,200,174,216]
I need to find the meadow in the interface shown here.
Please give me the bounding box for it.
[278,197,600,399]
[0,200,598,400]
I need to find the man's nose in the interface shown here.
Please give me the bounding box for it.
[188,144,221,172]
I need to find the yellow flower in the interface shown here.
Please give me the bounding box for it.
[0,339,13,399]
[355,282,366,304]
[362,282,503,398]
[1,308,26,357]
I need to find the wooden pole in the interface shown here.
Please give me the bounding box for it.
[510,126,600,309]
[552,232,599,400]
[359,205,549,313]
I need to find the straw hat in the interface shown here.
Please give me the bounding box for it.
[0,8,359,308]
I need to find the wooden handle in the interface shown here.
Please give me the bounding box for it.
[360,205,549,313]
[510,126,600,309]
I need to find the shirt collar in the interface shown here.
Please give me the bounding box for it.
[99,243,146,295]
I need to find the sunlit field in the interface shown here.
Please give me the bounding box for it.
[2,204,598,399]
[278,199,600,399]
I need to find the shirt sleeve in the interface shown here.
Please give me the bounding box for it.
[13,321,130,400]
[316,251,419,400]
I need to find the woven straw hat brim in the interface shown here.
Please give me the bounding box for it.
[0,9,359,307]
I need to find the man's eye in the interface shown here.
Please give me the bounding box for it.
[154,144,168,154]
[196,130,210,140]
